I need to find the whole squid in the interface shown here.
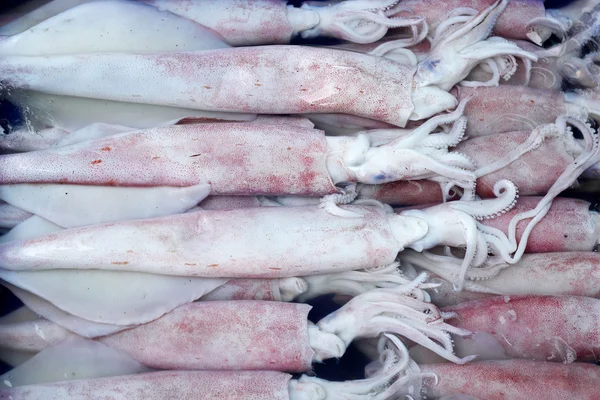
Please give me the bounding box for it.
[0,0,535,128]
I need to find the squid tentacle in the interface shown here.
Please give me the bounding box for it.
[399,181,519,289]
[459,37,538,65]
[461,58,501,87]
[387,96,471,150]
[299,0,424,44]
[296,334,423,400]
[474,124,558,178]
[319,183,361,218]
[315,286,476,364]
[338,98,476,191]
[296,265,432,302]
[369,40,419,66]
[503,116,600,262]
[416,0,537,91]
[418,116,468,149]
[437,0,504,48]
[448,180,519,220]
[400,250,508,284]
[431,15,475,48]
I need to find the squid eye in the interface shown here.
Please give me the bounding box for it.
[423,59,441,71]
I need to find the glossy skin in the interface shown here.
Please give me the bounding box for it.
[444,295,600,362]
[0,206,426,278]
[0,370,293,400]
[0,46,423,127]
[422,359,600,400]
[410,252,600,307]
[456,130,581,198]
[0,122,336,196]
[0,1,231,56]
[394,0,545,41]
[454,86,574,138]
[481,196,599,253]
[98,301,315,372]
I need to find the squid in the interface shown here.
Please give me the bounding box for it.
[0,1,232,57]
[1,0,425,46]
[143,0,424,46]
[0,336,426,400]
[402,251,600,306]
[439,295,600,364]
[390,0,551,44]
[3,287,475,371]
[314,115,598,207]
[467,5,600,90]
[0,0,536,128]
[0,264,427,338]
[454,85,598,138]
[0,107,480,228]
[417,359,600,399]
[2,111,595,229]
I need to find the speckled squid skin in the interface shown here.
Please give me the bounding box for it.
[369,129,578,205]
[0,122,337,196]
[454,86,569,137]
[358,180,445,206]
[98,301,314,372]
[199,196,262,210]
[143,0,294,46]
[0,370,292,400]
[455,131,575,197]
[0,206,420,277]
[430,253,600,306]
[444,296,600,362]
[0,46,416,126]
[421,359,600,400]
[395,0,545,41]
[482,197,598,253]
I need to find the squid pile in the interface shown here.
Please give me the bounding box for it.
[0,0,599,399]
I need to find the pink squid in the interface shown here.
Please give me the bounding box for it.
[401,251,600,306]
[0,0,535,128]
[418,359,600,399]
[442,295,600,363]
[0,337,421,400]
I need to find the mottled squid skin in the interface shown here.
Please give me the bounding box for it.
[421,359,600,399]
[394,0,545,41]
[456,130,581,198]
[455,86,574,137]
[0,46,422,127]
[482,196,599,253]
[145,0,294,45]
[98,301,314,372]
[0,370,293,400]
[375,127,587,205]
[0,206,426,277]
[0,122,336,196]
[357,181,445,207]
[424,252,600,307]
[443,295,600,363]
